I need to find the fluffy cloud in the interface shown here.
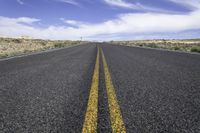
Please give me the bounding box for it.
[1,0,200,40]
[61,18,88,27]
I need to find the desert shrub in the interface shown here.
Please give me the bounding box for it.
[12,39,22,43]
[3,38,12,43]
[191,47,200,53]
[23,49,31,53]
[40,41,47,46]
[54,43,66,48]
[148,43,159,48]
[71,41,80,45]
[0,53,8,58]
[174,46,180,50]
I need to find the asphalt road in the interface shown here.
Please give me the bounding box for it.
[0,43,200,133]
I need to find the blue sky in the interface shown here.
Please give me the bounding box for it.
[0,0,200,40]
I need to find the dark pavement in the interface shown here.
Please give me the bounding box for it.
[0,43,200,132]
[101,44,200,133]
[0,44,96,132]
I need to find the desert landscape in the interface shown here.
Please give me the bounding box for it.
[0,37,81,58]
[110,39,200,53]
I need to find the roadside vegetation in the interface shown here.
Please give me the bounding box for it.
[0,37,81,58]
[110,39,200,53]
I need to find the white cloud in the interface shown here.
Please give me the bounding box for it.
[103,0,178,13]
[17,0,24,5]
[61,19,88,27]
[16,17,40,24]
[0,17,40,26]
[56,0,79,6]
[169,0,200,9]
[1,0,200,40]
[104,0,136,9]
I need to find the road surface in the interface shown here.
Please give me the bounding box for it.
[0,43,200,132]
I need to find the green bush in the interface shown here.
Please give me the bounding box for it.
[148,43,159,48]
[54,43,66,48]
[174,46,180,50]
[191,47,200,53]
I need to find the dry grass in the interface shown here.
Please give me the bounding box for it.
[0,37,81,58]
[110,39,200,53]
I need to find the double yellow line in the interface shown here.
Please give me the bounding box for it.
[82,47,126,133]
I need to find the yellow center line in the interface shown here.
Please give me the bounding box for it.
[82,47,100,133]
[101,48,127,133]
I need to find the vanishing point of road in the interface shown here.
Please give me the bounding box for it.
[0,43,200,133]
